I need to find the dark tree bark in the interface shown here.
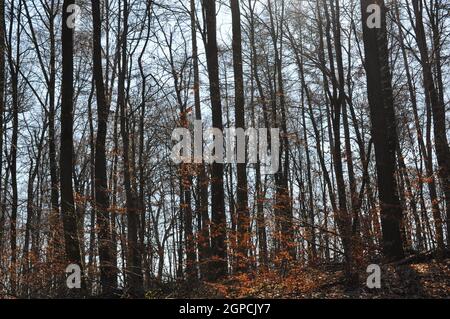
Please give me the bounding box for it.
[361,0,404,261]
[48,1,60,249]
[267,0,294,263]
[428,0,450,247]
[87,79,97,293]
[247,0,268,268]
[22,0,61,263]
[0,0,4,261]
[230,0,250,272]
[190,0,210,280]
[22,125,47,297]
[327,0,353,278]
[285,25,317,262]
[7,0,22,295]
[411,0,449,253]
[203,0,228,280]
[393,1,430,252]
[60,0,84,298]
[92,0,117,296]
[119,0,143,296]
[137,0,152,288]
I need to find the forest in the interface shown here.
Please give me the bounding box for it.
[0,0,449,299]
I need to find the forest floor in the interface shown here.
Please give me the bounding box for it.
[147,257,450,299]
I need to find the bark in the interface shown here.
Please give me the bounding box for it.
[190,0,210,280]
[230,0,250,272]
[411,0,449,253]
[138,0,152,288]
[48,1,60,248]
[247,0,268,268]
[267,0,294,263]
[203,0,228,280]
[119,0,143,296]
[92,0,117,296]
[22,125,47,297]
[361,0,404,261]
[6,0,20,295]
[0,0,4,261]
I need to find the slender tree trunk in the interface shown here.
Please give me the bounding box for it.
[203,0,228,280]
[267,0,293,264]
[137,0,152,288]
[230,0,250,272]
[361,0,404,261]
[393,1,430,252]
[411,0,449,253]
[60,0,84,297]
[119,0,143,296]
[92,0,117,296]
[196,167,211,280]
[0,0,5,263]
[189,0,210,280]
[289,26,318,263]
[87,83,96,293]
[247,0,268,269]
[22,126,46,297]
[429,0,450,247]
[48,1,60,260]
[7,0,23,295]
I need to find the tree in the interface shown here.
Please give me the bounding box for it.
[203,0,228,280]
[410,0,449,253]
[118,0,143,296]
[190,0,210,280]
[361,0,404,261]
[266,0,294,265]
[6,0,22,295]
[61,0,83,275]
[92,0,117,296]
[230,0,250,272]
[0,0,4,267]
[245,0,268,267]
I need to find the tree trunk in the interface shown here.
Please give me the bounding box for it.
[411,0,449,253]
[190,0,210,280]
[203,0,228,280]
[119,0,143,296]
[361,0,404,261]
[0,0,4,265]
[6,0,20,295]
[92,0,117,296]
[230,0,250,272]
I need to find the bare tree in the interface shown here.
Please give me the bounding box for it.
[230,0,250,273]
[92,0,117,296]
[202,0,228,280]
[361,0,404,260]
